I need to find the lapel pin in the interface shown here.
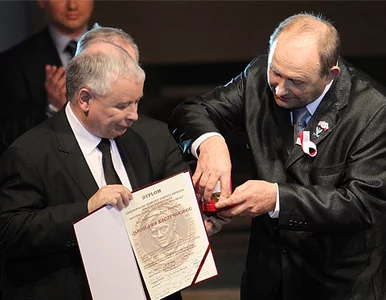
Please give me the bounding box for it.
[314,121,329,138]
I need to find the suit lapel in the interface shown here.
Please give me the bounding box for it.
[39,27,62,66]
[116,135,139,190]
[53,110,152,195]
[285,58,351,169]
[272,100,293,155]
[248,87,293,158]
[116,129,153,191]
[53,109,99,201]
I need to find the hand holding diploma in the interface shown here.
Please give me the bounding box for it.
[75,171,218,300]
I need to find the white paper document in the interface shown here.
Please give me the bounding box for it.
[74,205,147,300]
[74,170,217,300]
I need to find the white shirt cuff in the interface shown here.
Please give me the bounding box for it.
[46,103,60,117]
[191,132,224,158]
[268,183,280,218]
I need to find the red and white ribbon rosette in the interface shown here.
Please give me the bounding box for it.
[295,131,317,157]
[318,121,329,131]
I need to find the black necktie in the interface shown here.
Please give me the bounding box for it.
[97,139,121,185]
[65,40,77,58]
[292,107,310,143]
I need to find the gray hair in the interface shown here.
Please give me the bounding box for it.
[76,23,140,61]
[269,12,340,76]
[66,42,145,103]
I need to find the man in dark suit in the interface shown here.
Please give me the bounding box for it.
[0,0,94,154]
[0,39,185,300]
[75,25,189,192]
[169,13,386,299]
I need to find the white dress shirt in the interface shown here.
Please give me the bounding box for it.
[48,25,84,67]
[65,103,133,191]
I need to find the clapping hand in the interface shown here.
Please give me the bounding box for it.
[45,65,67,111]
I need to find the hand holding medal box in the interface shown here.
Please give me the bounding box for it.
[201,180,233,218]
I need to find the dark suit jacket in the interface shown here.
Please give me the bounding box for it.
[0,109,187,300]
[131,115,189,181]
[169,55,386,300]
[0,27,61,155]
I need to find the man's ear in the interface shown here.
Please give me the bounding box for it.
[327,66,340,83]
[78,89,92,114]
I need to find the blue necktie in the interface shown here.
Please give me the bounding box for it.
[65,40,77,58]
[293,107,310,143]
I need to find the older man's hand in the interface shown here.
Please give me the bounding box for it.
[216,180,277,218]
[193,136,232,203]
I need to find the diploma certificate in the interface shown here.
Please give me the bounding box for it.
[122,170,217,300]
[74,170,217,300]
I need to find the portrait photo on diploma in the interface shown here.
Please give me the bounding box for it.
[74,170,218,300]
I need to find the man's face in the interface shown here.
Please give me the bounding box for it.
[84,76,143,139]
[267,33,332,109]
[38,0,94,37]
[151,222,174,248]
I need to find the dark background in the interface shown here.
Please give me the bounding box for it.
[1,1,386,123]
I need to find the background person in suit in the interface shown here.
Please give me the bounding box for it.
[0,40,184,299]
[0,0,94,154]
[0,4,92,296]
[169,13,386,300]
